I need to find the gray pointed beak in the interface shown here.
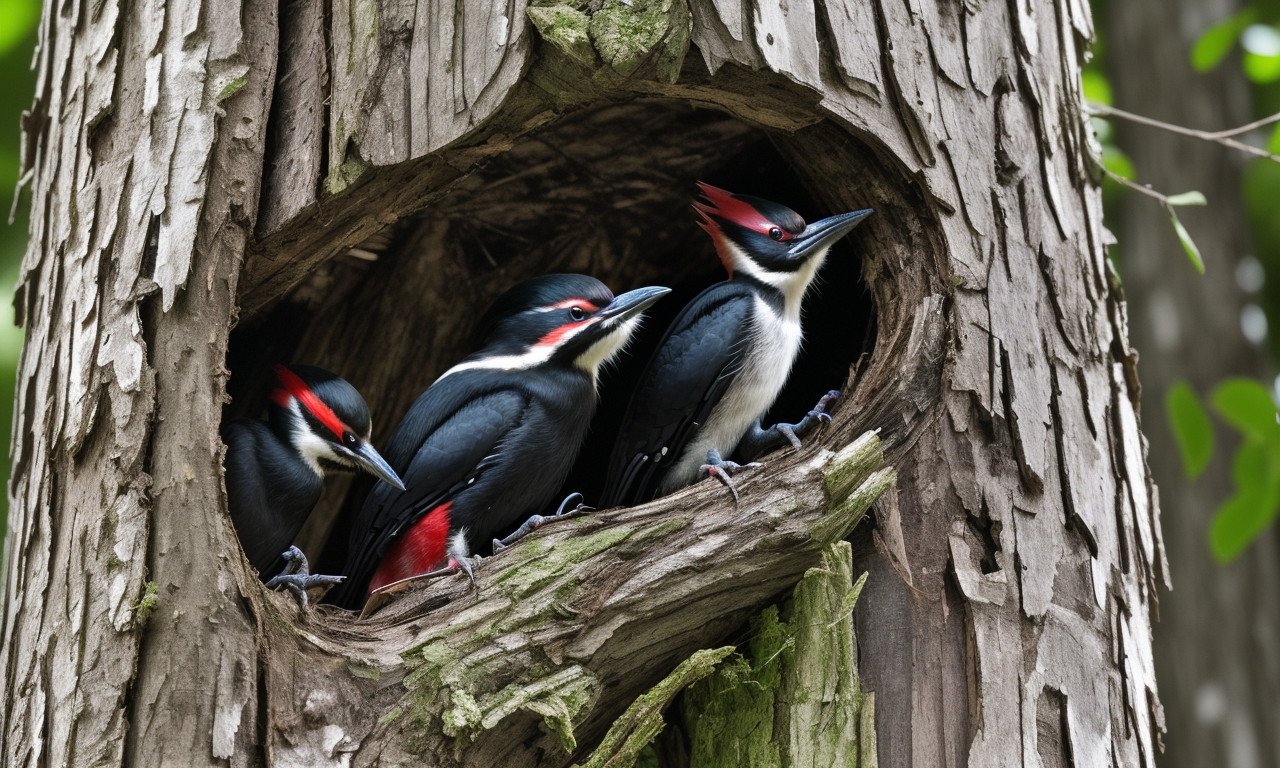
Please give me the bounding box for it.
[600,285,672,322]
[790,208,873,260]
[351,441,405,490]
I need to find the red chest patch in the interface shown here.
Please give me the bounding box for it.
[368,502,452,594]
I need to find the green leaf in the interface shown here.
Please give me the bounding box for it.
[1168,212,1205,273]
[1166,382,1214,479]
[1267,123,1280,155]
[1191,11,1256,72]
[1101,144,1134,180]
[1210,378,1280,440]
[1242,25,1280,82]
[1210,441,1280,563]
[1165,190,1208,207]
[0,0,39,56]
[1244,50,1280,83]
[1080,69,1113,106]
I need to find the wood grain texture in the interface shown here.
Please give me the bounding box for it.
[3,0,276,761]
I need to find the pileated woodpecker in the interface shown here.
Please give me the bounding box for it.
[328,274,669,609]
[601,183,872,506]
[222,364,404,585]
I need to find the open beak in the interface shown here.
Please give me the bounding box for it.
[790,208,873,260]
[599,285,672,323]
[350,441,406,490]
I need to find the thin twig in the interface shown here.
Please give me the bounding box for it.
[1095,160,1169,204]
[1087,102,1280,163]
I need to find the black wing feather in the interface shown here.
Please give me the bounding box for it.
[331,380,528,605]
[601,282,754,506]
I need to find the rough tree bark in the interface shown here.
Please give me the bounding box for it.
[1,0,1164,765]
[1108,1,1280,765]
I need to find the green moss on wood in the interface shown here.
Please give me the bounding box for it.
[679,543,872,768]
[216,75,248,102]
[325,152,369,197]
[347,662,381,681]
[860,692,877,768]
[526,0,691,87]
[476,666,598,752]
[810,467,895,546]
[133,581,159,628]
[573,646,735,768]
[378,706,404,728]
[528,5,596,68]
[822,431,884,505]
[494,524,636,598]
[588,0,691,82]
[400,636,599,755]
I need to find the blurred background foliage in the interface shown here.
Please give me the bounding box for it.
[1088,0,1280,565]
[0,0,38,539]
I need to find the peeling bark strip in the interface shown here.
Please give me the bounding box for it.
[3,0,275,758]
[3,0,1161,761]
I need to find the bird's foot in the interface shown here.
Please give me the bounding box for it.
[492,492,594,552]
[699,450,762,504]
[784,389,840,447]
[264,546,344,607]
[738,390,841,458]
[808,389,840,424]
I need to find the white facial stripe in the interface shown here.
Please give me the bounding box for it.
[433,346,556,383]
[575,316,640,385]
[720,238,832,317]
[719,239,790,290]
[285,398,346,476]
[432,316,613,384]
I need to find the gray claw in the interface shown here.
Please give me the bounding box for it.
[777,424,802,450]
[699,450,762,504]
[493,493,594,551]
[265,546,344,607]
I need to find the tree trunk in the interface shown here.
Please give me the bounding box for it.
[1108,1,1280,765]
[1,0,1165,765]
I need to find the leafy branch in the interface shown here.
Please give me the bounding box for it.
[1087,103,1280,163]
[1169,379,1280,563]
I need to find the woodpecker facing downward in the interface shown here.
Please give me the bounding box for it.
[328,274,670,609]
[222,364,404,584]
[601,183,872,506]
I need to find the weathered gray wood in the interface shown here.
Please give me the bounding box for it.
[328,0,531,176]
[2,0,275,760]
[3,0,1164,762]
[258,0,328,233]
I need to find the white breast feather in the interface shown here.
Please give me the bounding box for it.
[661,294,805,490]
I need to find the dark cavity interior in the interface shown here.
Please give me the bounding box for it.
[225,100,877,557]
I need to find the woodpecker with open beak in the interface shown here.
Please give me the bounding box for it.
[222,364,405,598]
[601,183,872,506]
[327,274,670,609]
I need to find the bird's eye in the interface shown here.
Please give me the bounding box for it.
[569,306,587,321]
[343,432,358,446]
[769,227,784,241]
